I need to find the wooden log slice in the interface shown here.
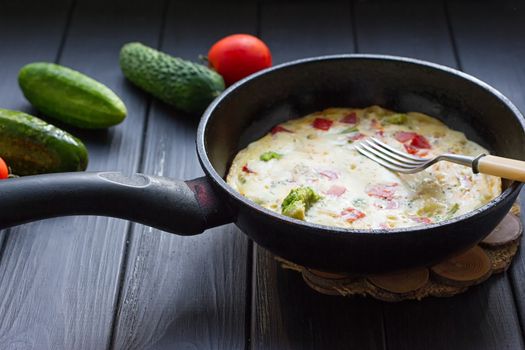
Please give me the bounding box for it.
[481,214,522,247]
[302,273,342,296]
[367,267,429,294]
[302,268,356,290]
[430,246,492,287]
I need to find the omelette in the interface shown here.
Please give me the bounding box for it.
[226,106,501,229]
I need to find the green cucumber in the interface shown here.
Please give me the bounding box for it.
[119,42,225,114]
[18,63,127,129]
[0,109,88,175]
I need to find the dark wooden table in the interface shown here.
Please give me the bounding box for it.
[1,0,525,349]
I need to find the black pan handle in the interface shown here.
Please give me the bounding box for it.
[0,172,233,235]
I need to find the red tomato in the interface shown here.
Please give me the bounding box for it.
[312,118,333,131]
[0,157,8,179]
[208,34,272,86]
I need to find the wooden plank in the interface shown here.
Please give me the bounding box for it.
[260,1,354,63]
[0,0,72,257]
[446,0,525,338]
[110,2,257,349]
[354,0,524,349]
[0,0,163,348]
[253,248,385,350]
[253,2,385,350]
[354,0,456,67]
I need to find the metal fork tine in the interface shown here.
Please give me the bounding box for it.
[354,143,416,173]
[363,139,423,166]
[369,137,428,162]
[358,140,421,169]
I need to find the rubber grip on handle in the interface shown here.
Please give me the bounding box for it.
[0,172,232,234]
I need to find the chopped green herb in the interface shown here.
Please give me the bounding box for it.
[260,151,283,162]
[238,174,246,184]
[352,198,366,208]
[447,203,460,217]
[281,187,322,220]
[341,126,359,134]
[384,114,407,124]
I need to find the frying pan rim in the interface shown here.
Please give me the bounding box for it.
[197,54,525,236]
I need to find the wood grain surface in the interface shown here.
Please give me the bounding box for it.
[110,2,257,349]
[253,2,386,350]
[0,0,162,348]
[0,1,524,349]
[446,0,525,338]
[358,1,524,349]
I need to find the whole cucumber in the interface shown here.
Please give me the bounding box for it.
[119,42,225,114]
[19,63,127,129]
[0,109,88,175]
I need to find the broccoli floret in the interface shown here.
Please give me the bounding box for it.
[281,187,322,220]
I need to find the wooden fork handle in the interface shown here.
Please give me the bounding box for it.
[476,155,525,182]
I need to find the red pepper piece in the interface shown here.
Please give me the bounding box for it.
[341,207,366,223]
[404,144,419,155]
[410,134,431,149]
[394,131,417,143]
[312,118,333,131]
[242,165,256,174]
[271,125,293,135]
[341,112,357,124]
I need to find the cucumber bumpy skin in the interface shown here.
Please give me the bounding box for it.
[0,109,88,175]
[119,42,225,114]
[18,63,127,129]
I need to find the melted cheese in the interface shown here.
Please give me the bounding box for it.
[226,106,501,229]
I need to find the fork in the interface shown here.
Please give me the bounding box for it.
[355,137,525,182]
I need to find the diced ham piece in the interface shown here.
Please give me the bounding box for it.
[371,119,382,129]
[312,118,333,131]
[271,125,293,135]
[349,132,366,141]
[366,183,398,200]
[375,130,384,137]
[326,185,346,197]
[319,170,339,180]
[242,165,256,174]
[341,207,366,223]
[374,200,400,209]
[411,216,432,224]
[394,131,417,143]
[341,112,358,124]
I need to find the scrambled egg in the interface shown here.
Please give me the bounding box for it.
[226,106,501,229]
